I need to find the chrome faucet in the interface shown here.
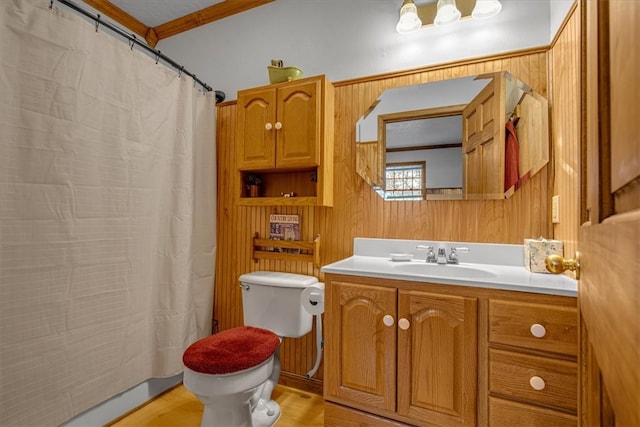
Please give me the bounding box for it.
[418,244,469,264]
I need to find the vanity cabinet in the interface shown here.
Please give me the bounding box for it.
[236,75,334,206]
[323,273,578,427]
[487,299,578,426]
[324,276,478,427]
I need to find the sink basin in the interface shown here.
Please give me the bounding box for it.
[392,262,497,279]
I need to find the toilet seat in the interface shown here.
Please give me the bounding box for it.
[183,326,280,375]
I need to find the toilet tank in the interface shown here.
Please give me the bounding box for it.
[239,271,318,338]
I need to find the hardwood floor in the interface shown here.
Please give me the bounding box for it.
[109,384,324,427]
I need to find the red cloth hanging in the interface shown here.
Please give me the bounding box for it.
[504,119,520,192]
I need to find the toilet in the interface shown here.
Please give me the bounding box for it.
[182,271,318,427]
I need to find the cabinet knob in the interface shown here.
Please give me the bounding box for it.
[398,318,410,330]
[383,314,395,327]
[530,323,546,338]
[529,376,546,390]
[275,121,282,130]
[265,122,273,130]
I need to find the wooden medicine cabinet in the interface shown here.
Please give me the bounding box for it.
[236,75,334,206]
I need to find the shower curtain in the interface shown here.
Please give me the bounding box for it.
[0,1,217,425]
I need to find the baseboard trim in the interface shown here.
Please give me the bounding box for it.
[278,372,323,396]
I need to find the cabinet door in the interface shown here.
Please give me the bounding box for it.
[397,290,478,427]
[325,280,397,413]
[275,79,321,169]
[236,87,276,170]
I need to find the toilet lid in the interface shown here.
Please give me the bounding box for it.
[183,326,280,375]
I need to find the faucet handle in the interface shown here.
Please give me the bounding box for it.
[447,247,469,264]
[417,245,437,263]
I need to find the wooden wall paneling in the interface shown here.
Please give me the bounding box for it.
[549,6,581,262]
[214,51,553,392]
[325,88,344,264]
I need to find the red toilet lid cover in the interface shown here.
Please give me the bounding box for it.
[183,326,280,375]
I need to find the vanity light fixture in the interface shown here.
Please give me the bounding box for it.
[396,0,502,33]
[396,0,423,34]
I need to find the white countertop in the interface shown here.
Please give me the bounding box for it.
[320,238,577,297]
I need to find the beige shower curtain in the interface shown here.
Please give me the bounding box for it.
[0,1,216,425]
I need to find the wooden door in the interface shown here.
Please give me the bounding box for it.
[580,1,639,425]
[236,87,276,170]
[276,78,321,169]
[397,290,477,426]
[325,280,397,413]
[462,74,505,199]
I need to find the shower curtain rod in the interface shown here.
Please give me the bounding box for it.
[51,0,214,93]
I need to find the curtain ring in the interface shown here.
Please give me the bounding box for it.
[129,35,136,51]
[155,51,160,65]
[95,14,100,32]
[49,0,54,10]
[178,66,184,78]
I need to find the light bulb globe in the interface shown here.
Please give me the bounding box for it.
[434,0,461,26]
[396,1,422,33]
[472,0,502,19]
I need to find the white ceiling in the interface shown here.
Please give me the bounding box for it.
[108,0,225,27]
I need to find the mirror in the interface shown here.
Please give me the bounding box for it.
[356,72,549,200]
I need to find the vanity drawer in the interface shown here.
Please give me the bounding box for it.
[489,348,577,412]
[489,299,577,356]
[489,396,577,427]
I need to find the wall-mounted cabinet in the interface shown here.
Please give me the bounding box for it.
[236,75,334,206]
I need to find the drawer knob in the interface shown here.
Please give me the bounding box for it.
[398,318,410,330]
[529,376,546,390]
[530,323,547,338]
[275,121,283,130]
[383,314,395,327]
[265,122,273,130]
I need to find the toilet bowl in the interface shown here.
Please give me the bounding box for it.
[183,326,281,427]
[182,271,319,427]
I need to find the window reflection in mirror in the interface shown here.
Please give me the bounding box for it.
[380,162,426,200]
